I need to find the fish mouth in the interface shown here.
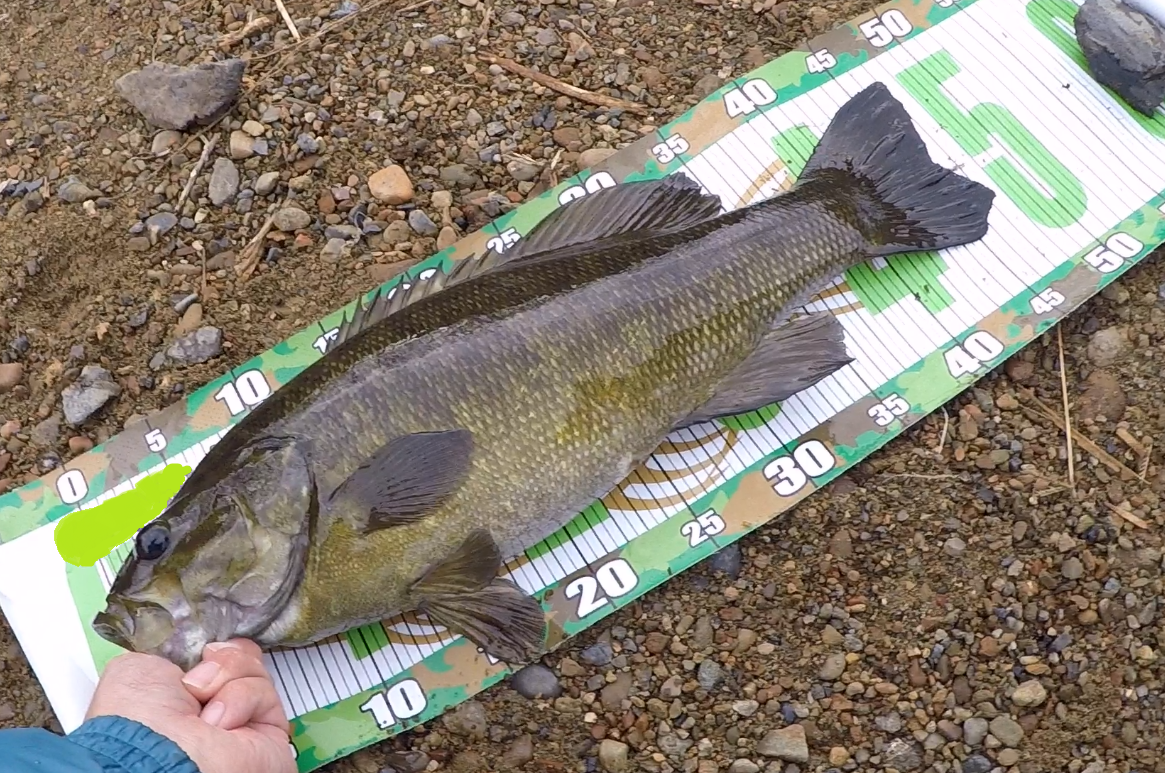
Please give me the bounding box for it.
[93,607,134,652]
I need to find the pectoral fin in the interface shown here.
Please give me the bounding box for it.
[329,429,474,534]
[411,528,547,663]
[678,312,854,429]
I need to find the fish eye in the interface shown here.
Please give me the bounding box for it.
[136,522,171,561]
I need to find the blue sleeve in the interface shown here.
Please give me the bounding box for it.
[0,715,201,773]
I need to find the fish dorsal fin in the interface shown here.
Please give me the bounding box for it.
[327,429,475,534]
[493,173,724,263]
[327,174,724,351]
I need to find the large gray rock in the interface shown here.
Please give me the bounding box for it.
[114,59,246,130]
[1075,0,1165,116]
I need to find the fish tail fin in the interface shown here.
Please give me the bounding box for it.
[794,81,995,259]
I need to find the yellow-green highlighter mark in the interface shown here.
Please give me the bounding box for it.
[53,464,191,566]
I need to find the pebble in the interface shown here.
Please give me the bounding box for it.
[942,536,966,557]
[500,735,533,768]
[1012,679,1048,707]
[0,363,23,392]
[407,208,438,235]
[598,739,629,772]
[273,207,312,232]
[732,699,759,717]
[989,715,1025,747]
[254,172,281,196]
[369,164,414,204]
[165,326,223,365]
[442,701,487,739]
[146,212,178,236]
[151,130,182,155]
[883,739,923,771]
[727,761,760,773]
[1076,0,1165,115]
[511,663,562,699]
[208,158,239,206]
[1086,325,1128,365]
[321,238,348,262]
[57,176,100,203]
[113,58,244,131]
[818,653,846,680]
[963,717,989,747]
[708,542,742,578]
[579,641,613,666]
[961,754,992,773]
[757,725,808,762]
[696,658,721,690]
[577,147,618,170]
[60,365,122,424]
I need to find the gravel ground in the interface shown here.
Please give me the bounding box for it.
[3,0,1165,772]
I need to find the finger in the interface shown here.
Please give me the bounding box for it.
[199,676,290,733]
[88,652,200,720]
[238,729,299,773]
[181,640,272,703]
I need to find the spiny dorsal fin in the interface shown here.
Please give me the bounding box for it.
[326,174,724,352]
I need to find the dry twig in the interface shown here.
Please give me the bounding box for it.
[476,52,649,115]
[175,135,218,216]
[936,406,950,455]
[1105,501,1151,529]
[1056,326,1077,494]
[1019,388,1139,482]
[219,14,273,49]
[273,0,302,41]
[235,198,288,281]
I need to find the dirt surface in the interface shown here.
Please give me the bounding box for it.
[3,0,1165,772]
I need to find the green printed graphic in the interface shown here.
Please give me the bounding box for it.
[53,464,190,566]
[897,48,1088,228]
[1026,0,1165,141]
[771,124,955,314]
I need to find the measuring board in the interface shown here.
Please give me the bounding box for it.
[2,0,1165,768]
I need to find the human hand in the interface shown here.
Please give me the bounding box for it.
[86,639,296,773]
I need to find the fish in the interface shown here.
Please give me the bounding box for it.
[93,81,995,672]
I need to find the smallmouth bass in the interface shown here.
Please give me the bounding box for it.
[95,82,995,671]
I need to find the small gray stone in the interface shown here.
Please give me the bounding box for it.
[208,157,239,206]
[727,761,760,773]
[875,712,903,733]
[165,327,223,365]
[511,663,562,699]
[296,133,321,154]
[442,700,487,738]
[961,754,992,773]
[963,717,989,747]
[989,715,1025,747]
[407,208,438,235]
[597,739,628,772]
[254,171,281,196]
[321,237,348,261]
[1062,556,1085,580]
[943,536,966,557]
[757,725,808,762]
[57,176,101,203]
[1087,326,1128,366]
[709,542,743,578]
[146,212,178,236]
[579,642,613,666]
[1076,0,1165,116]
[151,130,183,155]
[659,675,683,699]
[30,415,61,447]
[732,699,759,717]
[819,653,846,681]
[882,739,923,772]
[273,206,312,232]
[115,59,247,131]
[60,366,121,425]
[1012,679,1048,707]
[173,293,198,314]
[696,658,722,690]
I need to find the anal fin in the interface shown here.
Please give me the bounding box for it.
[678,312,853,429]
[411,529,546,663]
